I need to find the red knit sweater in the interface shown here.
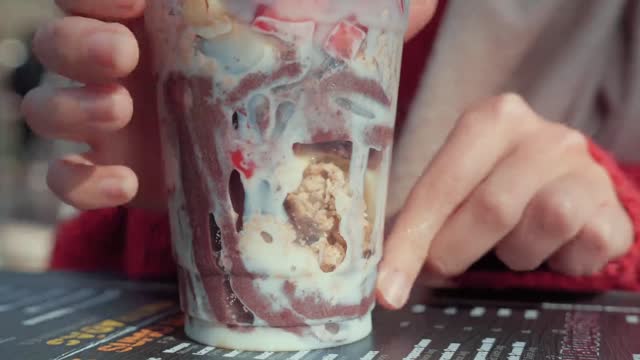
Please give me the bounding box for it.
[49,3,640,292]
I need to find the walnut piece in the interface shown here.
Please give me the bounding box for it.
[285,161,351,272]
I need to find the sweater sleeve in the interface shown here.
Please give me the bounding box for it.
[49,207,176,281]
[50,207,127,274]
[455,139,640,292]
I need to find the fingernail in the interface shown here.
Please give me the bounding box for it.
[99,177,135,201]
[87,32,124,69]
[377,269,411,309]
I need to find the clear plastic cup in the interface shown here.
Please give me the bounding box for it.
[145,0,409,351]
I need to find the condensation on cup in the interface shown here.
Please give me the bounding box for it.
[145,0,409,351]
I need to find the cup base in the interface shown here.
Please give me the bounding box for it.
[185,313,373,352]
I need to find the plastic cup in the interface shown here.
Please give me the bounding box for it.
[145,0,409,351]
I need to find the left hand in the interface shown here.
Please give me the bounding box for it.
[377,94,634,309]
[21,0,437,211]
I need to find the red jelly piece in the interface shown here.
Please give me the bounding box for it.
[252,17,278,33]
[252,16,315,43]
[324,21,367,60]
[257,0,329,21]
[255,4,278,18]
[345,15,369,33]
[231,150,256,179]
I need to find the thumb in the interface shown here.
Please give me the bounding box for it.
[405,0,439,41]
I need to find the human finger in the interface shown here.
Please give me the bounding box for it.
[47,154,139,210]
[55,0,146,20]
[33,16,139,83]
[548,201,633,276]
[377,94,535,309]
[495,166,603,272]
[424,125,585,277]
[21,84,133,142]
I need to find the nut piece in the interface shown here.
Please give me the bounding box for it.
[362,216,373,259]
[184,0,223,26]
[285,161,358,272]
[312,237,346,273]
[285,162,346,242]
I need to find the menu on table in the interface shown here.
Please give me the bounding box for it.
[0,271,638,359]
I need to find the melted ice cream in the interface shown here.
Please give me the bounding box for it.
[145,0,408,351]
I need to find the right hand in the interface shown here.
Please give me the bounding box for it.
[22,0,437,211]
[21,0,166,210]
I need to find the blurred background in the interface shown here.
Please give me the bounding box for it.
[0,1,76,273]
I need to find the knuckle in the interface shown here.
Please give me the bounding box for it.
[458,93,530,132]
[531,192,580,238]
[547,124,587,152]
[490,93,527,117]
[473,189,518,230]
[485,93,528,123]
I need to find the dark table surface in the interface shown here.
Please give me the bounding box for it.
[0,271,638,360]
